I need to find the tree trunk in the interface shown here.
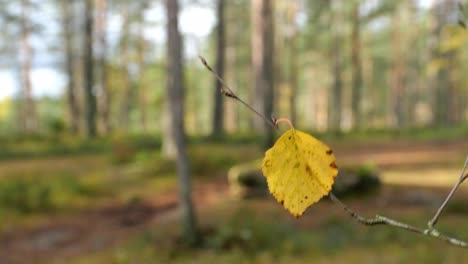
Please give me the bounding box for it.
[390,11,404,128]
[83,0,97,138]
[251,0,274,148]
[96,0,110,134]
[20,0,36,133]
[62,0,79,134]
[212,0,225,137]
[165,0,199,245]
[431,0,454,126]
[351,3,363,130]
[161,0,176,157]
[119,9,134,130]
[328,0,342,131]
[137,8,147,132]
[287,0,298,125]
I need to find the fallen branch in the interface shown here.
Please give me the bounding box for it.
[199,56,468,248]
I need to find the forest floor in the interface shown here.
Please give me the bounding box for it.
[0,136,467,264]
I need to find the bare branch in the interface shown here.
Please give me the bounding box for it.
[329,157,468,249]
[428,156,468,228]
[199,56,277,129]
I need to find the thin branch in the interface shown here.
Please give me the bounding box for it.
[199,54,468,248]
[198,56,277,129]
[329,192,468,248]
[428,156,468,228]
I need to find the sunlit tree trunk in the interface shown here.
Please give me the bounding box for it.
[137,6,147,133]
[212,0,225,137]
[161,104,176,157]
[390,9,405,128]
[287,0,298,125]
[96,0,110,134]
[119,9,134,130]
[20,0,36,133]
[165,0,199,246]
[351,2,363,129]
[252,0,274,148]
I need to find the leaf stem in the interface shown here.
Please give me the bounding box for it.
[275,118,294,130]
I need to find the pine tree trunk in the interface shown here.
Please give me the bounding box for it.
[391,11,404,128]
[287,0,298,125]
[119,9,133,130]
[165,0,199,245]
[351,3,363,130]
[252,0,274,148]
[20,0,36,133]
[212,0,225,137]
[83,0,97,138]
[137,10,147,132]
[62,0,79,134]
[96,0,110,134]
[328,1,342,131]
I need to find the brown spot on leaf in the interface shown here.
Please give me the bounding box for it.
[326,149,333,155]
[294,162,300,168]
[305,165,312,176]
[280,200,284,205]
[305,196,308,199]
[330,161,338,169]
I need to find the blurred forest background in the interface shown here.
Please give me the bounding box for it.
[0,0,467,137]
[0,0,468,263]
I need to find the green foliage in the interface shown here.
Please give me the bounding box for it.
[0,174,103,214]
[46,116,67,135]
[204,207,295,254]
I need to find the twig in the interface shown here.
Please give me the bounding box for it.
[428,156,468,228]
[329,191,468,248]
[198,56,277,129]
[199,55,468,248]
[330,156,468,248]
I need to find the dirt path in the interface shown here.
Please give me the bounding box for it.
[333,137,468,169]
[0,179,228,264]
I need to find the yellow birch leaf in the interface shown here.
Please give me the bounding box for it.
[262,128,338,217]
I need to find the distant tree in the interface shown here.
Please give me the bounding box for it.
[287,0,298,125]
[432,0,462,126]
[60,0,79,134]
[350,1,363,129]
[96,0,110,134]
[165,0,199,245]
[83,0,96,137]
[212,0,225,137]
[328,0,343,131]
[136,2,148,132]
[118,6,133,130]
[251,0,274,148]
[19,0,37,132]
